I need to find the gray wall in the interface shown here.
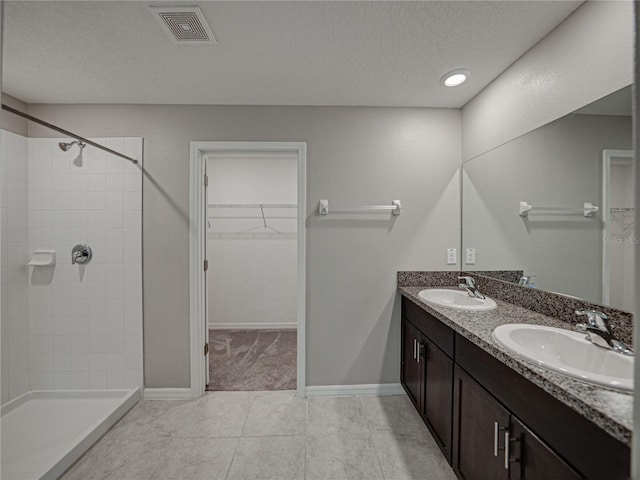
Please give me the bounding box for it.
[1,93,27,136]
[26,105,461,388]
[462,0,633,161]
[463,113,631,303]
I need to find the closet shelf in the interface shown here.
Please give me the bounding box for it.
[208,203,296,208]
[610,208,635,212]
[208,203,297,220]
[609,207,635,232]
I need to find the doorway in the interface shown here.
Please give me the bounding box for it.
[602,149,635,310]
[206,152,298,390]
[189,142,307,398]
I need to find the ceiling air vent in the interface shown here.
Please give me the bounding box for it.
[148,6,216,45]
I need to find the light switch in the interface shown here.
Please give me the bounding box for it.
[447,248,457,265]
[465,248,476,265]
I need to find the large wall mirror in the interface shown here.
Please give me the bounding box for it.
[462,85,634,312]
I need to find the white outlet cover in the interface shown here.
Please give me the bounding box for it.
[465,248,476,265]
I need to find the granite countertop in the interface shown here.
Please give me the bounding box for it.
[398,286,633,447]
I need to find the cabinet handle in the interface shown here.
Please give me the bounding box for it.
[417,342,425,363]
[507,435,521,470]
[504,431,510,470]
[494,422,508,457]
[413,338,417,360]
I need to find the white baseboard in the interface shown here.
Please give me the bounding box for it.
[143,388,193,400]
[209,322,297,330]
[305,383,405,397]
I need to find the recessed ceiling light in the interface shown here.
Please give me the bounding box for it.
[441,69,471,87]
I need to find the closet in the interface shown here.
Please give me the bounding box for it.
[205,153,297,391]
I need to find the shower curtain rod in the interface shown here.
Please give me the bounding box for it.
[1,104,139,164]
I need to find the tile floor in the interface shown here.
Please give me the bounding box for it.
[61,391,456,480]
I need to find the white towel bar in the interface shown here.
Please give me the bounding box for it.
[318,200,401,216]
[519,201,598,218]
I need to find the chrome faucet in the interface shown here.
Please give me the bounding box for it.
[458,276,485,299]
[575,310,633,356]
[518,275,536,287]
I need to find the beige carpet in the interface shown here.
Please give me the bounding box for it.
[206,329,297,391]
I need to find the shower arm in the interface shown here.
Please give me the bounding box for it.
[1,104,138,164]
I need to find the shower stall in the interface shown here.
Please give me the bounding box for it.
[0,116,144,479]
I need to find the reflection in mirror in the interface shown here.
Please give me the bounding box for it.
[462,86,634,311]
[603,149,634,310]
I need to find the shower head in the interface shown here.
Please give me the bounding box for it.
[58,140,86,152]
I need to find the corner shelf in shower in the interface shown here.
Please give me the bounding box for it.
[26,250,56,266]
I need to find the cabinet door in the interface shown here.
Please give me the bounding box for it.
[453,365,509,480]
[401,318,423,412]
[509,416,582,480]
[424,341,453,463]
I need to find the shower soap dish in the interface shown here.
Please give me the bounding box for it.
[27,250,56,266]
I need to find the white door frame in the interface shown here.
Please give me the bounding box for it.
[189,141,307,398]
[601,149,633,306]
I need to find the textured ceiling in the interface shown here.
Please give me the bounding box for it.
[2,1,582,107]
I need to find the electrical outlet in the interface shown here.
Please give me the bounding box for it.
[447,248,457,265]
[465,248,476,265]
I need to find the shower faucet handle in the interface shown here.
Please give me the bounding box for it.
[71,243,92,265]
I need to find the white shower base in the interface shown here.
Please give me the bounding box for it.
[1,388,140,480]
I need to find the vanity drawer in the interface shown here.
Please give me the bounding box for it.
[402,296,454,358]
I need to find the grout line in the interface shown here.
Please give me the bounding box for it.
[236,433,306,439]
[238,392,258,436]
[223,437,241,480]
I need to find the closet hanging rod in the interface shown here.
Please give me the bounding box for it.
[318,199,401,216]
[1,104,139,164]
[519,201,599,217]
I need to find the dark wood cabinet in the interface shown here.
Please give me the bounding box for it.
[509,416,581,480]
[401,317,423,410]
[401,298,453,463]
[453,365,509,480]
[455,333,629,480]
[400,294,630,480]
[453,366,581,480]
[423,340,453,462]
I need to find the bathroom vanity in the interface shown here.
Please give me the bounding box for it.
[399,280,631,480]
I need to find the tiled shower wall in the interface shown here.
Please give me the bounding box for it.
[0,135,146,400]
[1,130,31,404]
[27,137,143,391]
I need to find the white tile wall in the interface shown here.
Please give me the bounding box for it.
[26,137,143,392]
[1,130,31,404]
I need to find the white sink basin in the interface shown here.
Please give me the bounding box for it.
[493,324,633,392]
[418,289,497,311]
